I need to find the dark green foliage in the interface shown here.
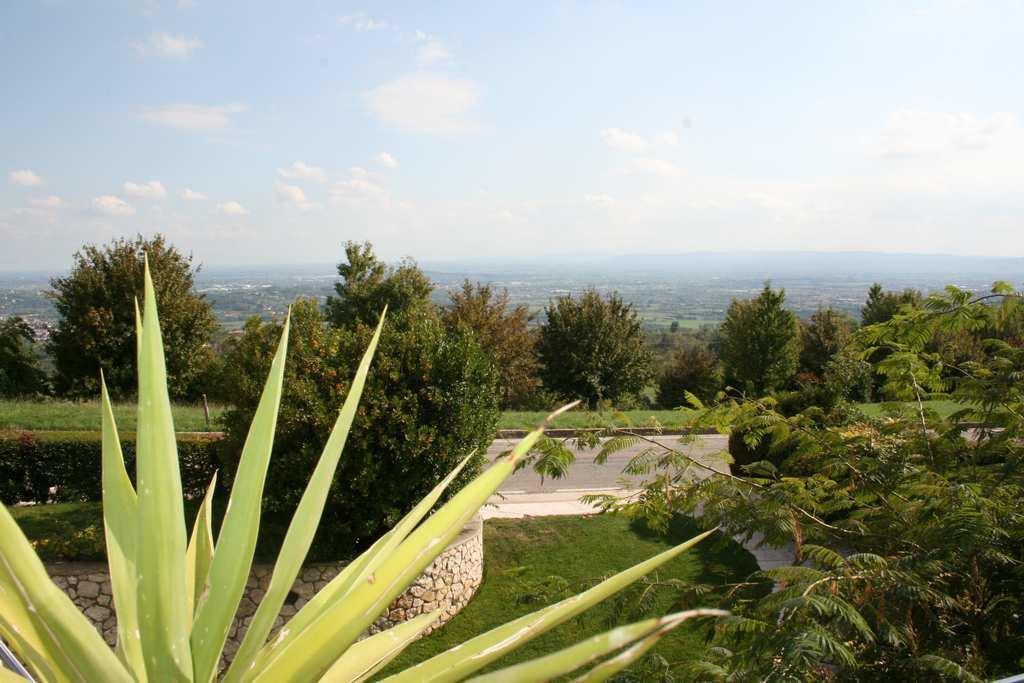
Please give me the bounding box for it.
[442,280,540,409]
[719,284,800,395]
[0,317,48,397]
[657,343,721,408]
[601,283,1024,680]
[860,282,923,325]
[219,298,500,558]
[798,306,854,379]
[0,430,219,505]
[324,241,433,329]
[46,234,216,400]
[536,289,654,408]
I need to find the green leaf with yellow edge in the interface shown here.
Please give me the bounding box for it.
[250,407,573,683]
[320,610,441,683]
[185,473,217,625]
[385,527,718,683]
[135,257,192,681]
[466,609,727,683]
[0,590,63,682]
[190,311,291,683]
[0,506,132,682]
[100,375,145,679]
[223,313,384,683]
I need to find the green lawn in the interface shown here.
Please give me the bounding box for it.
[380,515,758,678]
[0,399,225,432]
[853,400,964,419]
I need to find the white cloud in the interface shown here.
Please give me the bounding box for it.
[876,109,1018,159]
[218,201,249,216]
[416,40,452,66]
[624,157,684,177]
[8,169,42,187]
[180,188,207,200]
[349,166,370,177]
[277,161,327,183]
[28,195,66,209]
[275,181,318,210]
[123,180,167,199]
[338,13,389,31]
[656,131,681,146]
[372,152,398,168]
[138,103,245,132]
[132,32,202,59]
[600,128,650,153]
[364,73,481,134]
[584,193,615,205]
[92,195,135,216]
[330,177,386,204]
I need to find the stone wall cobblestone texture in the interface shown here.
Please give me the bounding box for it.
[44,516,483,664]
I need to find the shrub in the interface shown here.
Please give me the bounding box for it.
[657,343,721,408]
[219,299,501,558]
[0,430,219,505]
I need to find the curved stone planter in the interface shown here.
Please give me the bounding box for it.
[44,515,484,662]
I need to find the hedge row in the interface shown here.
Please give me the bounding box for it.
[0,430,221,505]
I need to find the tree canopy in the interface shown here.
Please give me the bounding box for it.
[719,284,800,395]
[442,280,539,408]
[0,317,48,397]
[46,234,216,399]
[536,289,653,408]
[798,306,855,379]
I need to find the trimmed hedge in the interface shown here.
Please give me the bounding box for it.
[0,430,221,505]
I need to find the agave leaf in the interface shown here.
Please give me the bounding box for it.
[0,665,35,683]
[466,609,727,683]
[222,314,383,683]
[570,609,729,683]
[244,448,475,679]
[320,610,441,683]
[0,506,133,682]
[135,257,193,681]
[386,528,717,683]
[100,376,145,679]
[250,407,573,683]
[0,588,63,682]
[190,311,291,683]
[185,472,218,624]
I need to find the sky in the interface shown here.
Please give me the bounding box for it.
[3,0,1024,270]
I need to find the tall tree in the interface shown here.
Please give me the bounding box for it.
[324,241,433,329]
[798,306,854,379]
[536,289,653,408]
[47,234,216,399]
[860,283,923,325]
[719,283,800,395]
[0,317,48,397]
[442,280,539,407]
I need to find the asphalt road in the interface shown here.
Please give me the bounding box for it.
[486,434,730,494]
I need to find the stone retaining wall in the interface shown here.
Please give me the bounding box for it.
[45,516,483,661]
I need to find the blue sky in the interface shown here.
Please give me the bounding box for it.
[3,0,1023,270]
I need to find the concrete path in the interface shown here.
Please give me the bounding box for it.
[483,433,796,571]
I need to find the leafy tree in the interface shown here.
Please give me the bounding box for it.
[220,299,500,555]
[657,343,721,408]
[442,280,540,408]
[536,289,653,408]
[718,284,800,395]
[798,306,854,379]
[0,317,48,397]
[591,283,1024,680]
[46,234,216,399]
[324,241,433,329]
[860,282,923,325]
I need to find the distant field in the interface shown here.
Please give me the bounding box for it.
[499,409,695,431]
[0,400,225,432]
[854,400,964,419]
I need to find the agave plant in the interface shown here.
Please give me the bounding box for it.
[0,262,724,682]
